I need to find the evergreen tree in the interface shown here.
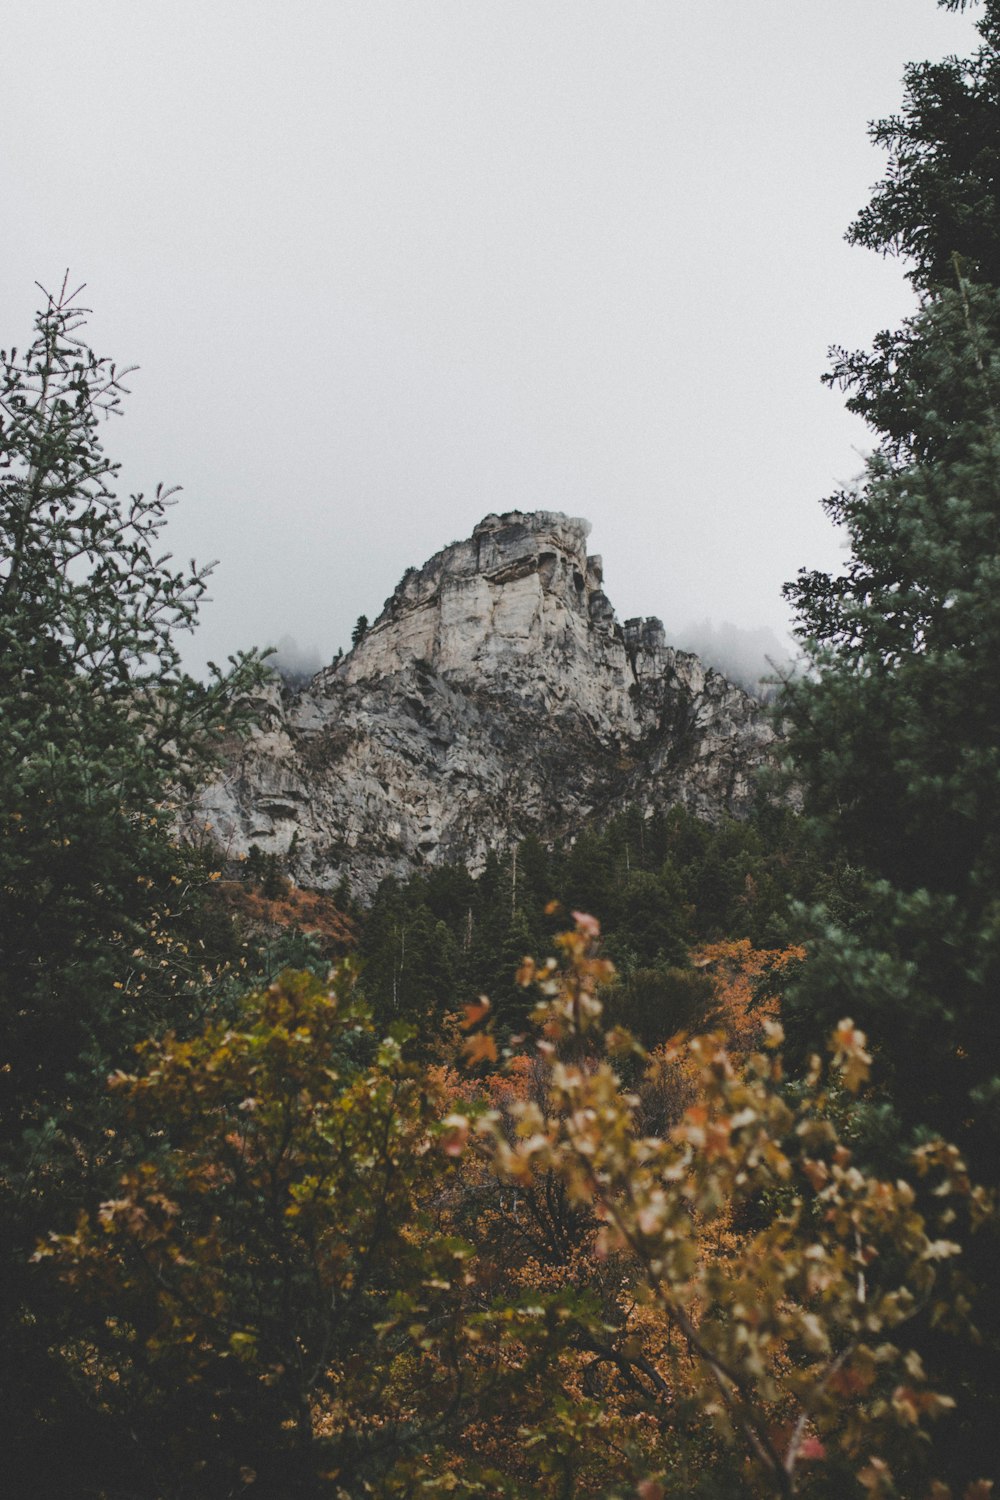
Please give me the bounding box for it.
[615,869,688,969]
[783,282,1000,1158]
[0,278,266,1484]
[781,0,1000,1166]
[780,10,1000,1476]
[0,277,266,1136]
[849,0,1000,291]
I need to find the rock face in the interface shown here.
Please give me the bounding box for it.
[197,511,776,899]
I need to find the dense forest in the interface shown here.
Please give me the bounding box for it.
[4,1,1000,1494]
[349,805,816,1040]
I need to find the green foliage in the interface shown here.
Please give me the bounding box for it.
[602,963,714,1050]
[779,2,1000,1162]
[0,277,267,1128]
[30,923,995,1499]
[244,841,288,899]
[783,262,1000,1169]
[36,968,472,1498]
[0,278,267,1486]
[359,877,460,1034]
[848,0,1000,291]
[780,13,1000,1479]
[781,283,1000,1484]
[356,804,827,1048]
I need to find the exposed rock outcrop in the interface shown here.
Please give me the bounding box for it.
[196,511,776,898]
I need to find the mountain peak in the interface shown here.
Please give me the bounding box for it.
[198,515,776,897]
[338,509,609,688]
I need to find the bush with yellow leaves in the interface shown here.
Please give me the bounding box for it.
[448,915,993,1499]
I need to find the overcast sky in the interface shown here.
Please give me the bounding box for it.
[2,1,980,676]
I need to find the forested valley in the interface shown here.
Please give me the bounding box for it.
[5,1,1000,1495]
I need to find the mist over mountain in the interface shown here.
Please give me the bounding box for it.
[258,610,791,701]
[266,635,325,689]
[669,619,794,700]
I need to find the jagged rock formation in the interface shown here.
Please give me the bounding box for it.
[197,512,776,898]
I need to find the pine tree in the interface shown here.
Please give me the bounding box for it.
[0,277,266,1131]
[779,10,1000,1477]
[0,278,266,1484]
[781,3,1000,1170]
[848,0,1000,291]
[783,282,1000,1160]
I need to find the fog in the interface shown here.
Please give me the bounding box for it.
[267,636,327,689]
[1,3,979,679]
[670,621,794,699]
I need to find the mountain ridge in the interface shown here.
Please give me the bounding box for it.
[195,511,776,898]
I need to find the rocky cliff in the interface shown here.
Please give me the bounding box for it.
[196,511,776,898]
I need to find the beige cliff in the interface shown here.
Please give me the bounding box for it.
[195,511,776,898]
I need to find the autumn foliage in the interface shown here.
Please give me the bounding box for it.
[33,916,994,1498]
[435,917,991,1497]
[35,967,473,1495]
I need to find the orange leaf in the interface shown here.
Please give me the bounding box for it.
[463,1032,498,1067]
[460,997,491,1032]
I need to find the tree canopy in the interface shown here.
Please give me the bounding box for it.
[778,5,1000,1482]
[850,0,1000,289]
[782,282,1000,1157]
[0,279,267,1488]
[0,276,266,1129]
